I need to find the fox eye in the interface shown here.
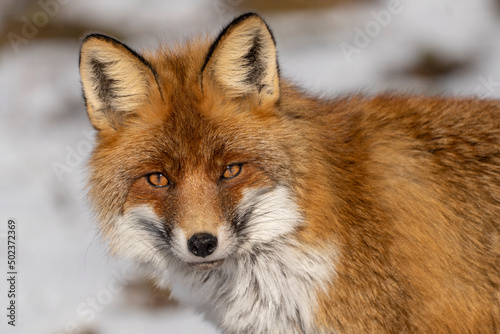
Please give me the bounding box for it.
[222,164,242,179]
[147,173,169,187]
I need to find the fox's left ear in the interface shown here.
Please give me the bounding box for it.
[79,34,162,132]
[201,13,280,106]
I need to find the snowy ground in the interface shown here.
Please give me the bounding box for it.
[1,0,500,333]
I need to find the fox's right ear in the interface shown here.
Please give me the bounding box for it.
[201,13,280,106]
[79,34,162,132]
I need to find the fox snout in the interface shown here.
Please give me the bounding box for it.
[170,220,234,270]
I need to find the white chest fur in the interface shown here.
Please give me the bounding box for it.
[166,242,335,334]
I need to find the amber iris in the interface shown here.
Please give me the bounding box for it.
[222,164,242,179]
[147,173,169,187]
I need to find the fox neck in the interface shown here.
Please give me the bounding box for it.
[158,239,336,334]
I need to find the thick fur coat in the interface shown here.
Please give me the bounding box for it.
[79,13,500,333]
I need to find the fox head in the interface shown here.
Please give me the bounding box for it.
[79,13,304,271]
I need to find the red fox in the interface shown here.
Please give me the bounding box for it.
[79,13,500,333]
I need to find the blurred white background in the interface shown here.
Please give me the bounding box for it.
[2,0,500,333]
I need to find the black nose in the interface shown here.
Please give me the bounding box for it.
[187,233,218,258]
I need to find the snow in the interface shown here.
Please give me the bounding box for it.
[1,0,500,333]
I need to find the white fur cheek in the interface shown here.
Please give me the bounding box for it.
[169,227,189,261]
[108,205,167,267]
[237,186,303,245]
[215,223,236,259]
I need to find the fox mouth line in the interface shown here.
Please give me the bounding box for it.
[187,259,225,271]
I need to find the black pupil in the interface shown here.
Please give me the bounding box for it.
[150,173,165,186]
[226,165,240,178]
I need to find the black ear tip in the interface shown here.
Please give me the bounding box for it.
[236,12,263,20]
[229,12,267,27]
[81,33,122,45]
[224,12,276,47]
[79,33,120,67]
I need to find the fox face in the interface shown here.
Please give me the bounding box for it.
[80,12,500,334]
[80,14,304,272]
[100,114,302,271]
